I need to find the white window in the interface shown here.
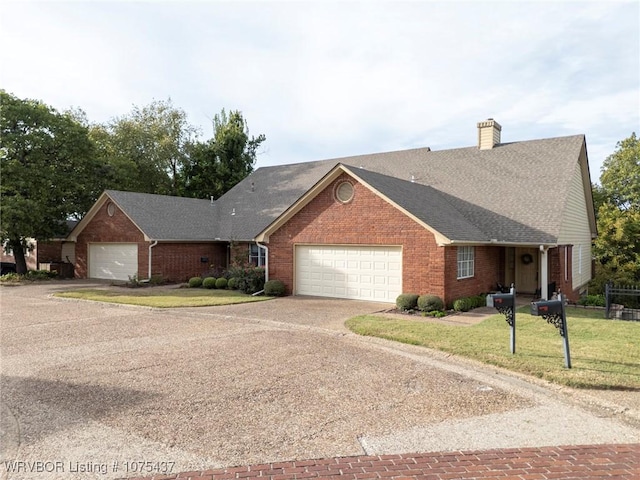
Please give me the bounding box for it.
[457,246,475,279]
[249,244,266,267]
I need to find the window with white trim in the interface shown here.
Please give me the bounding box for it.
[249,244,266,267]
[457,246,475,279]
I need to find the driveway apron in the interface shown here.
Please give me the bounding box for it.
[0,283,638,480]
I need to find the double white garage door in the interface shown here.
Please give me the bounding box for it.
[88,243,138,281]
[295,245,402,303]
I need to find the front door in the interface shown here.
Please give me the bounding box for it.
[515,247,538,293]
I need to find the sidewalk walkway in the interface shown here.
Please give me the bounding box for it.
[126,444,640,480]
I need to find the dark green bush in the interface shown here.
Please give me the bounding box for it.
[453,297,472,312]
[215,277,228,289]
[202,277,217,289]
[228,277,239,290]
[417,294,444,312]
[396,293,419,311]
[188,276,203,288]
[264,279,286,296]
[577,294,606,307]
[224,265,265,294]
[471,295,486,308]
[26,270,58,280]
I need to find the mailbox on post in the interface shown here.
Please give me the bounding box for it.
[530,300,563,316]
[493,293,515,310]
[487,285,516,354]
[530,294,571,368]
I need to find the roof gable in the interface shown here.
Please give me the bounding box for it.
[247,134,589,245]
[73,132,593,246]
[69,190,220,241]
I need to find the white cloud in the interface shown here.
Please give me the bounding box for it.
[0,0,637,178]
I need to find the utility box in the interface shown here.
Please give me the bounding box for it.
[530,300,563,316]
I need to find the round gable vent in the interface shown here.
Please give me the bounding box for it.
[107,202,116,217]
[335,181,354,203]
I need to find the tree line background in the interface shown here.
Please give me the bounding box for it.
[1,90,265,272]
[1,90,638,291]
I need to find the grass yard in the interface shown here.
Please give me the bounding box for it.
[54,288,273,308]
[346,306,639,390]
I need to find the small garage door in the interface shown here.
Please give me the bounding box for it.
[295,245,402,302]
[89,243,138,280]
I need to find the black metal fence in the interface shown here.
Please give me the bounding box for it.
[605,283,640,321]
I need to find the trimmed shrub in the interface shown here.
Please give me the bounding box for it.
[215,277,228,289]
[453,297,472,312]
[468,295,483,308]
[396,293,419,311]
[264,279,286,296]
[188,276,203,288]
[25,270,58,280]
[202,277,217,289]
[227,277,239,290]
[224,265,265,294]
[417,294,444,312]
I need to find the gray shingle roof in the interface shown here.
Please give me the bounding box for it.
[105,190,219,240]
[100,134,589,244]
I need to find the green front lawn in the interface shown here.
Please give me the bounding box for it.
[54,288,273,308]
[346,306,640,390]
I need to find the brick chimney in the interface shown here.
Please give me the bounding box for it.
[477,118,502,150]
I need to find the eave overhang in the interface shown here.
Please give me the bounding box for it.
[255,164,453,245]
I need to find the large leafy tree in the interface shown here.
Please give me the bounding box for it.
[93,99,199,195]
[0,91,103,273]
[591,133,640,288]
[181,109,266,199]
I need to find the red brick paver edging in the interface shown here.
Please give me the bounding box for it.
[125,443,640,480]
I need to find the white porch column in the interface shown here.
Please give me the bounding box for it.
[540,246,548,300]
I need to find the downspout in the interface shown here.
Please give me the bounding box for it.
[148,240,158,280]
[252,241,269,296]
[258,241,269,282]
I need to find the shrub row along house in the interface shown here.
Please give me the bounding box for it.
[66,119,597,304]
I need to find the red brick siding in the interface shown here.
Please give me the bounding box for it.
[549,245,578,301]
[76,201,229,282]
[36,241,63,264]
[152,243,227,282]
[267,173,447,299]
[444,246,503,305]
[75,202,147,279]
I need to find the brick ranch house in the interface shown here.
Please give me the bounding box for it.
[67,120,597,304]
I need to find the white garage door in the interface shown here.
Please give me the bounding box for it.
[295,245,402,302]
[89,243,138,280]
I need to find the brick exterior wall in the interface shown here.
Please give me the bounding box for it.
[549,245,578,301]
[444,245,504,305]
[75,201,147,279]
[267,173,452,300]
[75,200,228,282]
[152,242,228,282]
[36,241,63,264]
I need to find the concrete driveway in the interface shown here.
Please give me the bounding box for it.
[0,282,638,480]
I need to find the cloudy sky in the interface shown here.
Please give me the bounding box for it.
[1,1,638,181]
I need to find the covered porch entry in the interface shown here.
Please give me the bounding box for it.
[502,246,566,300]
